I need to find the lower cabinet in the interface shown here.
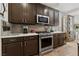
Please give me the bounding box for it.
[24,36,38,56]
[2,35,39,56]
[2,42,23,56]
[53,33,65,48]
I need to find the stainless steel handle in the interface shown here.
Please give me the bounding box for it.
[40,36,53,39]
[21,42,23,47]
[24,41,27,46]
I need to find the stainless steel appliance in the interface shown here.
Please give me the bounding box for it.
[37,14,49,24]
[37,32,53,55]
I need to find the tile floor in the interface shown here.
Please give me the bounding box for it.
[44,40,78,56]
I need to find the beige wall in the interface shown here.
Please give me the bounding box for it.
[74,16,79,24]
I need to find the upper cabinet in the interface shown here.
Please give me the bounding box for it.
[48,8,54,26]
[8,3,36,24]
[36,4,49,16]
[54,10,59,26]
[8,3,59,26]
[8,3,24,24]
[23,4,36,25]
[48,8,59,26]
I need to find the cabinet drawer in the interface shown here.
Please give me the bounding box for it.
[2,37,23,44]
[24,35,38,41]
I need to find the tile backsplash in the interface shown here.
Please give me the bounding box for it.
[1,21,62,35]
[10,24,23,33]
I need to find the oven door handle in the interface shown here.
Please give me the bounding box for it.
[40,36,53,39]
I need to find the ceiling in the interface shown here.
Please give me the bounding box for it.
[42,3,79,16]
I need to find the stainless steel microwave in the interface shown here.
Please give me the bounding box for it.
[37,14,49,24]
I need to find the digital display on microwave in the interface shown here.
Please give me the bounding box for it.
[38,16,49,24]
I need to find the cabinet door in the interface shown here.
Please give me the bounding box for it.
[2,42,23,56]
[8,3,24,24]
[59,34,65,46]
[53,34,59,48]
[54,10,59,26]
[49,8,54,25]
[24,4,36,24]
[36,4,49,16]
[24,36,38,56]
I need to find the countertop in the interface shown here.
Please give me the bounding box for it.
[1,31,65,38]
[1,33,38,38]
[52,31,65,34]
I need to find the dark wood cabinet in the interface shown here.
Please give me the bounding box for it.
[8,3,59,25]
[24,36,38,56]
[48,8,54,25]
[2,35,39,56]
[8,3,36,24]
[23,4,36,24]
[54,10,59,26]
[2,42,23,56]
[8,3,24,24]
[36,4,49,16]
[2,37,23,56]
[53,33,65,48]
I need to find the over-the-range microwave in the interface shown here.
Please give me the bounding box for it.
[37,14,49,24]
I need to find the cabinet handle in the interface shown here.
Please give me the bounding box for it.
[24,41,27,46]
[21,42,23,47]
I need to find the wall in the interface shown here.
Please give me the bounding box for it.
[74,16,79,40]
[74,15,79,24]
[0,3,8,56]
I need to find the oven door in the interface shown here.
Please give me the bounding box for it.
[39,36,53,52]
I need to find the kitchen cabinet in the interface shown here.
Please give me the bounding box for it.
[2,42,23,56]
[8,3,59,25]
[48,8,59,26]
[2,35,39,56]
[8,3,36,24]
[2,37,23,56]
[24,36,38,56]
[54,10,59,26]
[8,3,24,24]
[53,33,65,48]
[48,8,54,25]
[23,4,36,24]
[36,4,49,16]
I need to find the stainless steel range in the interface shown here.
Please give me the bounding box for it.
[37,32,53,55]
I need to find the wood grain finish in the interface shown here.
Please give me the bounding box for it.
[36,4,49,16]
[48,8,54,26]
[8,3,24,24]
[2,42,23,56]
[2,35,39,56]
[8,3,59,26]
[53,33,65,48]
[54,10,59,26]
[24,36,39,56]
[8,3,36,24]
